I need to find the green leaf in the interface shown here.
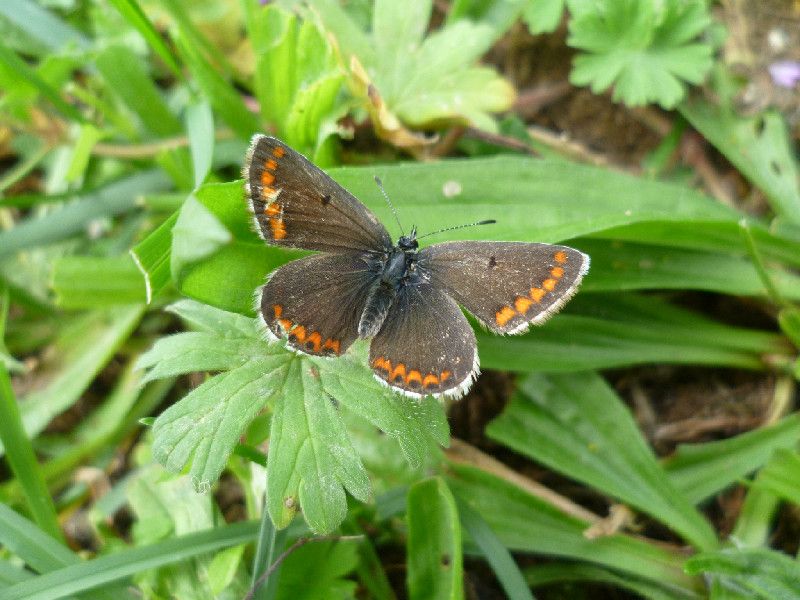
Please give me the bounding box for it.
[0,366,62,541]
[446,463,701,594]
[51,255,147,308]
[523,0,566,35]
[454,494,534,600]
[173,31,259,140]
[663,415,800,504]
[0,520,260,600]
[487,371,717,550]
[0,0,89,52]
[685,548,800,600]
[752,448,800,506]
[130,211,178,304]
[0,171,171,260]
[185,100,214,189]
[680,99,800,225]
[95,45,182,137]
[266,358,371,533]
[407,478,463,600]
[171,194,232,281]
[478,293,787,373]
[273,539,360,600]
[249,5,345,160]
[568,0,714,108]
[314,0,515,133]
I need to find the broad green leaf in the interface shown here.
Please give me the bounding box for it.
[266,358,371,533]
[249,5,345,161]
[171,194,232,282]
[152,357,289,492]
[446,464,701,594]
[685,548,800,600]
[313,0,515,135]
[681,98,800,225]
[487,371,717,550]
[478,293,788,373]
[52,255,147,308]
[568,0,713,108]
[407,478,463,600]
[663,415,800,504]
[0,306,144,456]
[523,0,566,35]
[273,539,360,600]
[130,211,178,304]
[523,563,699,600]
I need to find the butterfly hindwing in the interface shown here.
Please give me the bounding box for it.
[369,282,478,399]
[419,241,589,334]
[244,135,392,253]
[259,252,376,356]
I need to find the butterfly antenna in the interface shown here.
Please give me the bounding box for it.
[417,219,497,240]
[374,176,404,235]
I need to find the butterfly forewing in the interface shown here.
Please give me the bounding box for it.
[369,282,478,399]
[244,135,392,253]
[259,253,376,356]
[419,241,589,334]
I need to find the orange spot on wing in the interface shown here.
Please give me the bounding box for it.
[273,146,285,158]
[514,296,533,314]
[277,318,292,332]
[543,278,557,291]
[264,203,280,216]
[273,304,283,318]
[261,170,275,186]
[290,325,306,342]
[441,370,451,382]
[305,331,321,352]
[406,370,422,386]
[373,356,390,371]
[423,374,440,388]
[270,218,287,240]
[324,338,341,355]
[551,266,564,278]
[390,363,407,382]
[495,305,516,327]
[265,159,277,171]
[554,251,568,264]
[530,288,545,302]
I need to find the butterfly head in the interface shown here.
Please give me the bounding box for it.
[397,226,419,252]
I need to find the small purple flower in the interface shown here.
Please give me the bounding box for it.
[768,60,800,88]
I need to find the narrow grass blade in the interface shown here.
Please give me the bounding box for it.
[51,256,147,308]
[0,521,260,600]
[130,211,178,304]
[0,0,89,51]
[454,494,534,600]
[0,366,62,541]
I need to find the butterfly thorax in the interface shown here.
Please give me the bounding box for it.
[357,230,421,339]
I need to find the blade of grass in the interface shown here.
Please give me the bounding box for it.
[0,170,171,259]
[130,210,179,304]
[0,363,62,541]
[454,494,534,600]
[107,0,182,80]
[0,42,84,122]
[0,520,260,600]
[51,256,147,308]
[0,0,89,51]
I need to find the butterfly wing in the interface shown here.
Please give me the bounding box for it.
[419,241,589,334]
[369,282,478,399]
[258,252,376,356]
[244,135,392,253]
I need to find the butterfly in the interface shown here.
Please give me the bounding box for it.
[244,135,589,399]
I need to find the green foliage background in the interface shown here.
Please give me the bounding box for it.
[1,0,800,599]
